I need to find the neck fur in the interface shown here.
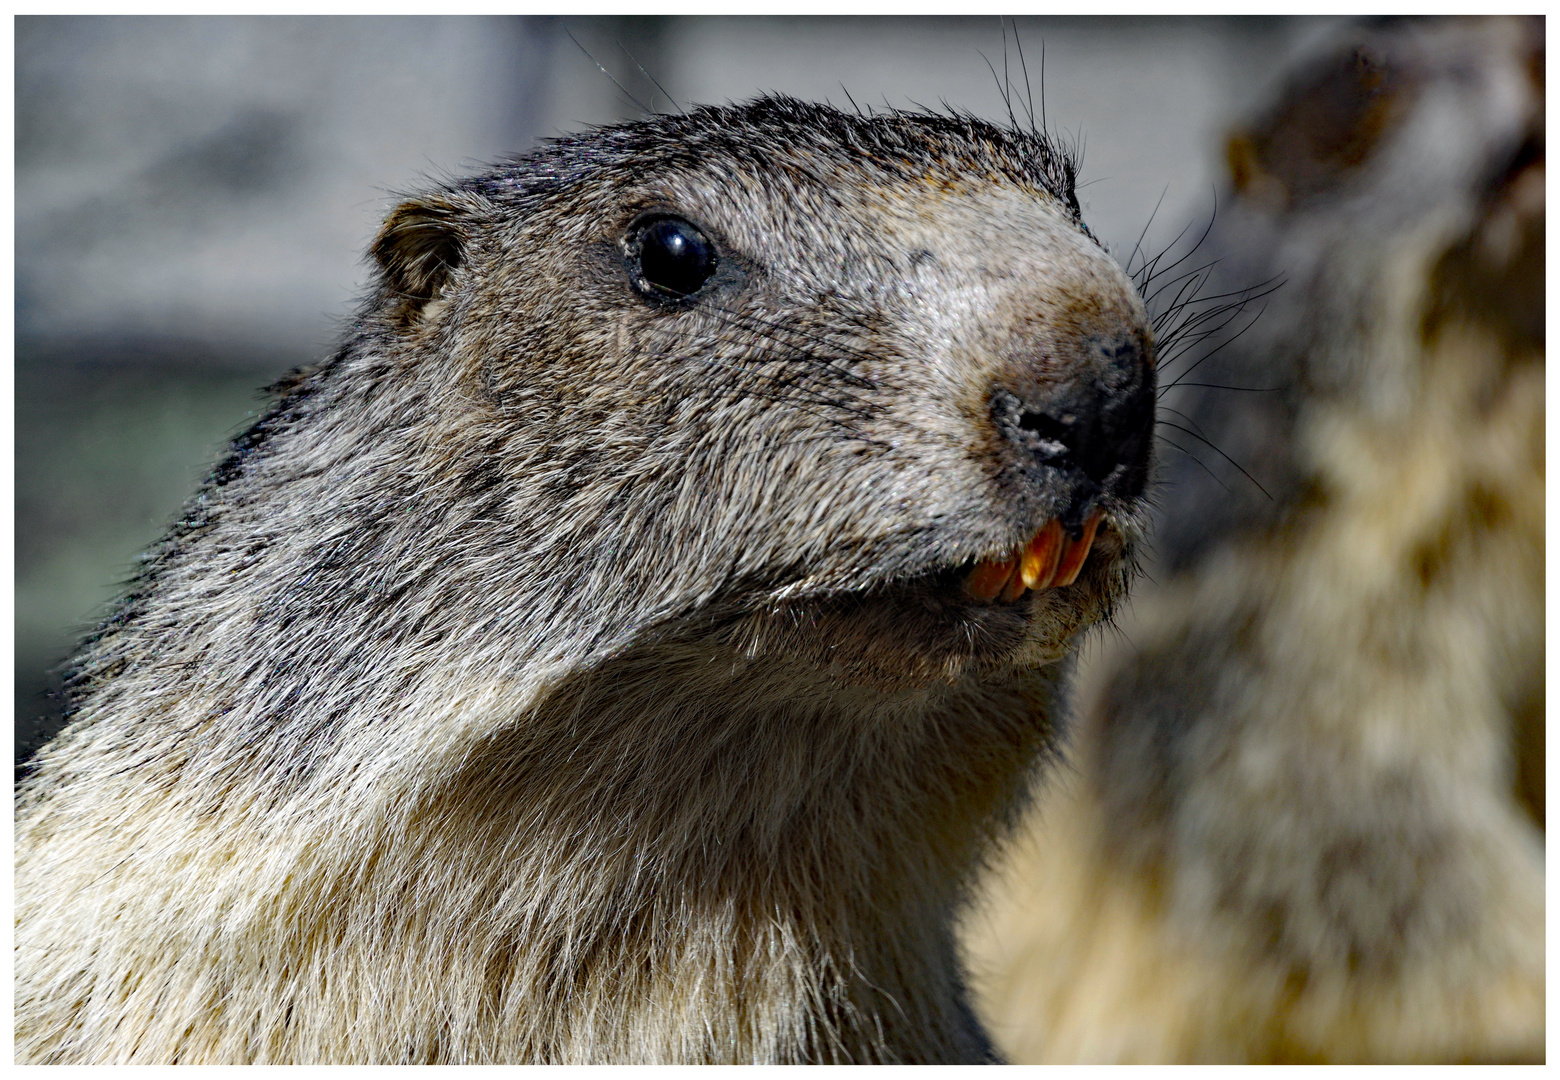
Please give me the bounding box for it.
[19,621,1060,1062]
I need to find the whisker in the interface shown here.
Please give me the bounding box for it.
[1160,300,1271,387]
[1157,275,1282,318]
[1011,19,1040,135]
[1155,435,1236,496]
[1147,266,1223,332]
[1132,193,1217,293]
[978,49,1021,137]
[1158,420,1271,499]
[615,41,681,115]
[1157,381,1282,394]
[563,24,653,115]
[1155,406,1216,442]
[1124,187,1169,279]
[1155,279,1281,373]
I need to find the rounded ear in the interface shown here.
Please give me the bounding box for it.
[371,196,467,312]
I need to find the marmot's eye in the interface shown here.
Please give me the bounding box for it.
[632,215,717,299]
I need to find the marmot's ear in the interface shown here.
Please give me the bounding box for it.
[372,196,468,311]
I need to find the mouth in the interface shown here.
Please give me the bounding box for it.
[962,510,1103,602]
[710,508,1123,689]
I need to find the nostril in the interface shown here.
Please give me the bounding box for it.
[1016,409,1077,461]
[992,389,1096,465]
[993,377,1150,494]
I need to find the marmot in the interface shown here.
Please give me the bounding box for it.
[14,97,1156,1064]
[965,17,1544,1063]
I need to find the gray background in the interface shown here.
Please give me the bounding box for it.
[15,15,1340,762]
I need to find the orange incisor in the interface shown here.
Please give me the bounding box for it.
[1020,519,1065,590]
[964,510,1103,601]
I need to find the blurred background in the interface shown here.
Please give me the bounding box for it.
[15,15,1342,762]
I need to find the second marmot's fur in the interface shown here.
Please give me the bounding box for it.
[15,97,1156,1063]
[967,17,1544,1063]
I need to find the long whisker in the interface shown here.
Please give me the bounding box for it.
[1124,187,1168,279]
[615,41,682,115]
[1135,208,1218,294]
[1159,300,1273,389]
[1011,19,1039,135]
[1158,420,1271,499]
[1159,381,1282,394]
[1156,405,1217,442]
[1156,435,1237,496]
[563,24,652,115]
[978,49,1021,136]
[1155,278,1282,374]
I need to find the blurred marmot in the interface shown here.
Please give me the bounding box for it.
[967,16,1544,1064]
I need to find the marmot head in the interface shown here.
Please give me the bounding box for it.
[316,96,1154,692]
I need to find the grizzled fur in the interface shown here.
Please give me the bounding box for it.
[15,97,1153,1063]
[967,17,1544,1063]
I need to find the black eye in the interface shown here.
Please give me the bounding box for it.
[632,215,717,299]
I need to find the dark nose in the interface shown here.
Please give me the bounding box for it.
[991,336,1154,528]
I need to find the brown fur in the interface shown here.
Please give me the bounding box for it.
[965,16,1544,1063]
[15,98,1156,1063]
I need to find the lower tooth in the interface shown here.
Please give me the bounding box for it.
[1051,511,1103,587]
[965,557,1016,600]
[999,554,1028,602]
